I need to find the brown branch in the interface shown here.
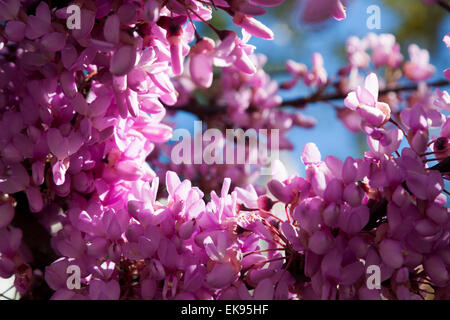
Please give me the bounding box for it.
[173,79,450,117]
[281,79,450,107]
[437,0,450,12]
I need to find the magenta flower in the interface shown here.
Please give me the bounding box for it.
[304,53,328,87]
[344,73,391,126]
[434,89,450,111]
[5,21,26,42]
[89,279,121,300]
[0,202,14,229]
[25,2,52,40]
[189,38,216,88]
[110,45,137,76]
[404,44,435,82]
[370,33,403,68]
[232,13,274,40]
[300,0,347,24]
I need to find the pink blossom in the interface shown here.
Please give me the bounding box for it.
[404,44,435,82]
[232,13,274,40]
[300,0,347,24]
[304,53,328,87]
[370,33,403,68]
[344,73,391,126]
[0,202,14,229]
[189,38,216,88]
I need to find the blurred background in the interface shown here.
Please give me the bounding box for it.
[174,0,450,178]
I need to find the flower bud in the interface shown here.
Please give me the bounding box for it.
[232,13,273,40]
[257,195,275,212]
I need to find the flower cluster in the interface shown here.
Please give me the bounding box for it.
[263,37,450,297]
[45,171,297,299]
[0,0,288,298]
[267,138,448,299]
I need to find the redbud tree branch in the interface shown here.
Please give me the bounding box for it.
[174,79,450,117]
[437,0,450,13]
[281,79,450,107]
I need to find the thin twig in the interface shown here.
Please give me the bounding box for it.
[174,80,450,117]
[389,118,408,138]
[242,256,287,273]
[437,0,450,12]
[281,79,450,107]
[1,285,14,296]
[0,293,13,300]
[243,248,286,257]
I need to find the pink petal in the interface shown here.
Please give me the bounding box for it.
[206,263,236,289]
[60,71,77,98]
[0,0,20,21]
[52,160,69,186]
[253,278,274,300]
[141,278,157,300]
[0,202,14,228]
[104,14,120,44]
[344,91,359,110]
[0,164,30,194]
[301,142,321,164]
[332,0,347,21]
[170,43,183,76]
[444,33,450,48]
[41,32,66,52]
[364,73,379,101]
[141,124,173,143]
[5,21,26,42]
[190,53,213,88]
[166,171,181,196]
[72,9,95,40]
[308,230,333,255]
[357,104,385,126]
[32,160,45,185]
[233,14,274,40]
[25,2,51,39]
[424,255,449,285]
[125,89,140,117]
[267,179,294,203]
[25,186,44,212]
[356,86,375,107]
[342,157,357,183]
[61,44,78,70]
[204,236,224,262]
[445,69,450,81]
[110,45,137,76]
[89,279,120,300]
[233,49,257,74]
[379,239,404,269]
[70,92,89,115]
[340,261,364,285]
[47,128,68,160]
[406,171,428,200]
